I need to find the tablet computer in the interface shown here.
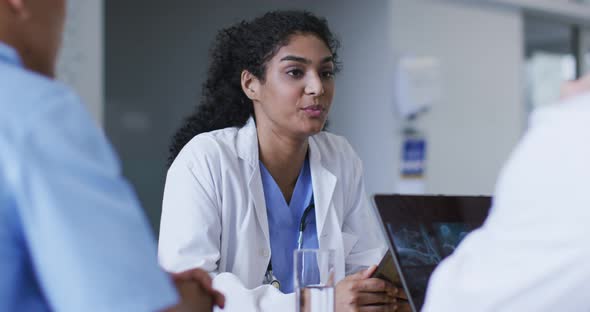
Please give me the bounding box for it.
[372,194,491,311]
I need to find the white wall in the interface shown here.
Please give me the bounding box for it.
[388,0,525,195]
[57,0,104,125]
[324,0,526,196]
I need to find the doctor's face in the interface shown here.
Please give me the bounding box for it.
[251,33,336,139]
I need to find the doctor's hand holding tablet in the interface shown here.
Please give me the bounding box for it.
[335,265,409,312]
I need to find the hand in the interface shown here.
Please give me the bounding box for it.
[335,265,402,312]
[560,74,590,101]
[164,268,225,312]
[394,291,412,312]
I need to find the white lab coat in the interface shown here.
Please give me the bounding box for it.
[422,92,590,311]
[158,117,386,311]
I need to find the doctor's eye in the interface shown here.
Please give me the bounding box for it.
[320,70,335,80]
[286,68,305,78]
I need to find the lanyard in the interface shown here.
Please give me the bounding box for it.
[264,199,315,289]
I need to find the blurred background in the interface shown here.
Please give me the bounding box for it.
[58,0,590,232]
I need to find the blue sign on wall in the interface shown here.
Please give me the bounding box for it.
[401,137,426,178]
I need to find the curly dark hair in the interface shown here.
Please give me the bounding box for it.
[167,10,341,165]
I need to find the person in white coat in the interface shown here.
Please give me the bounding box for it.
[422,76,590,312]
[158,10,407,312]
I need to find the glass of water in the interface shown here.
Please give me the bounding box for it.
[294,249,335,312]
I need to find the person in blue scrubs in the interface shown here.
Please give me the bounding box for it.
[260,156,317,293]
[0,1,223,311]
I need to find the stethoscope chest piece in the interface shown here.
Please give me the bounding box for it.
[264,267,281,290]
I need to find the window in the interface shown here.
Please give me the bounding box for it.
[524,16,585,112]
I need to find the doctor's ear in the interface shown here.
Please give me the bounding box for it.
[6,0,30,20]
[241,70,260,101]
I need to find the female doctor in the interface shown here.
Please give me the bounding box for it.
[159,10,405,312]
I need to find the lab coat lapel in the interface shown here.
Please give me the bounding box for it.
[247,167,270,246]
[237,118,270,246]
[309,136,337,238]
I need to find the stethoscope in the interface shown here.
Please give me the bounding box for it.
[263,199,315,289]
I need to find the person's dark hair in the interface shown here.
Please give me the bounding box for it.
[167,10,341,166]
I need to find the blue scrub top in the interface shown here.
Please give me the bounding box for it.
[0,42,178,311]
[260,156,319,293]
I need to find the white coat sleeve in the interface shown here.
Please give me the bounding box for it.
[158,137,295,312]
[158,140,222,273]
[342,150,387,275]
[212,273,294,312]
[422,96,590,312]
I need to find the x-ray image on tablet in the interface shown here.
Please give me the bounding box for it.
[372,195,491,312]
